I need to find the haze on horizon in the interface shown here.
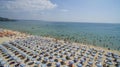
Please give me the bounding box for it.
[0,0,120,23]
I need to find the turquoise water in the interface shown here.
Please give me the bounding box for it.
[0,20,120,51]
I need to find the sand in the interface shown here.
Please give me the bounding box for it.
[0,37,12,44]
[0,29,29,44]
[0,29,120,67]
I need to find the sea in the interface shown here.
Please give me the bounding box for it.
[0,20,120,51]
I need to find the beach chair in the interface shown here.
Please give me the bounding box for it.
[47,63,52,67]
[24,58,29,63]
[27,61,34,65]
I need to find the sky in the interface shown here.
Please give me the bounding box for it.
[0,0,120,23]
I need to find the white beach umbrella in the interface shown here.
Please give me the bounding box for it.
[0,58,3,62]
[117,59,120,63]
[1,61,6,65]
[77,63,82,67]
[96,63,102,67]
[106,57,112,61]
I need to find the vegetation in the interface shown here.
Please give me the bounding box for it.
[0,17,15,21]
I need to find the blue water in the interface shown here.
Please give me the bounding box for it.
[0,20,120,51]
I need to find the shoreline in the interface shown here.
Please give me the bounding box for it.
[0,28,119,54]
[0,29,120,67]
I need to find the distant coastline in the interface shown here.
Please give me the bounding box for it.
[0,17,16,21]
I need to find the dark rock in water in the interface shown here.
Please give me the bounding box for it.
[99,40,102,42]
[108,48,110,50]
[106,45,108,47]
[32,27,34,29]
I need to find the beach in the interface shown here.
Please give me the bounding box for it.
[0,29,29,43]
[0,0,120,66]
[0,29,120,67]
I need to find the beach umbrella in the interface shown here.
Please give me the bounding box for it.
[13,56,17,60]
[17,58,21,62]
[113,54,120,59]
[117,59,120,63]
[20,64,26,67]
[0,58,3,62]
[114,56,120,59]
[35,61,40,65]
[98,55,103,58]
[106,61,113,65]
[1,61,6,65]
[77,63,82,67]
[62,58,66,61]
[56,62,61,67]
[41,63,47,67]
[28,56,32,60]
[84,54,88,57]
[4,64,10,67]
[92,52,96,56]
[106,52,112,57]
[49,59,54,62]
[97,59,102,62]
[88,61,93,65]
[31,58,36,61]
[44,57,49,61]
[57,55,60,58]
[80,58,85,62]
[96,63,102,67]
[69,60,74,65]
[90,56,94,60]
[106,57,112,61]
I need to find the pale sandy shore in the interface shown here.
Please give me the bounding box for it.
[0,29,120,67]
[0,37,12,44]
[0,29,29,44]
